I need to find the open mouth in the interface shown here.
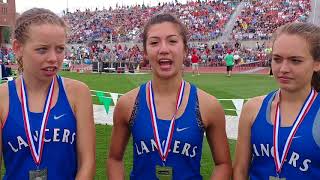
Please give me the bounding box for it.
[159,59,172,65]
[158,59,173,70]
[41,67,58,75]
[43,67,57,72]
[159,59,173,66]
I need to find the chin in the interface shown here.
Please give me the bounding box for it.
[156,71,179,79]
[279,85,299,93]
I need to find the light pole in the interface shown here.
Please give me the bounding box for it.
[66,0,69,13]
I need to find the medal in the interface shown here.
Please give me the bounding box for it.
[29,169,48,180]
[148,80,185,178]
[269,176,286,180]
[273,89,317,176]
[156,165,173,180]
[21,76,55,178]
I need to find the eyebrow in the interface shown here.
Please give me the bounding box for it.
[31,45,47,49]
[272,54,305,59]
[148,35,179,39]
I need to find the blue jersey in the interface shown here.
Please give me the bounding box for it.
[250,91,320,180]
[130,83,204,180]
[2,76,77,180]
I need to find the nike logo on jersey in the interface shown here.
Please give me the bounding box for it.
[176,127,190,132]
[293,136,301,139]
[54,114,66,120]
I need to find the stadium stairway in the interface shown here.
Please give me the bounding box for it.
[308,0,320,25]
[217,1,247,43]
[93,105,239,140]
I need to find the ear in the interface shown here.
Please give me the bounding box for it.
[143,49,147,57]
[12,39,23,58]
[143,49,150,62]
[314,60,320,72]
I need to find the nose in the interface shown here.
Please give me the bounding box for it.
[279,60,290,73]
[47,49,58,63]
[159,41,169,54]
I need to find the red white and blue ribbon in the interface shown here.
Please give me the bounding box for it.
[148,80,185,162]
[273,89,317,173]
[21,76,55,165]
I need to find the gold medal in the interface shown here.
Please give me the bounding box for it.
[156,165,173,180]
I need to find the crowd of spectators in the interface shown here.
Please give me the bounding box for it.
[232,0,311,40]
[66,43,143,69]
[2,0,308,72]
[0,47,15,64]
[186,40,270,68]
[66,39,271,71]
[0,47,15,78]
[63,0,235,43]
[64,0,311,43]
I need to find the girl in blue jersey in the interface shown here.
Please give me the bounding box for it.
[0,8,95,179]
[107,14,232,180]
[234,22,320,180]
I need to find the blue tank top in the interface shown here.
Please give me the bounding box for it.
[130,83,204,180]
[250,91,320,180]
[2,76,77,180]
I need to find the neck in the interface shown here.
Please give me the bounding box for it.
[280,86,313,103]
[22,74,54,94]
[151,76,183,96]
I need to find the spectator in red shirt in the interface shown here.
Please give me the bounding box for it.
[191,52,200,76]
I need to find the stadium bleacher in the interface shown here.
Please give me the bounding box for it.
[1,0,312,74]
[58,0,311,73]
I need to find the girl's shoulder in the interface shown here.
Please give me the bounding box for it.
[0,82,9,124]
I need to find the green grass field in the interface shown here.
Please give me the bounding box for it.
[57,71,278,179]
